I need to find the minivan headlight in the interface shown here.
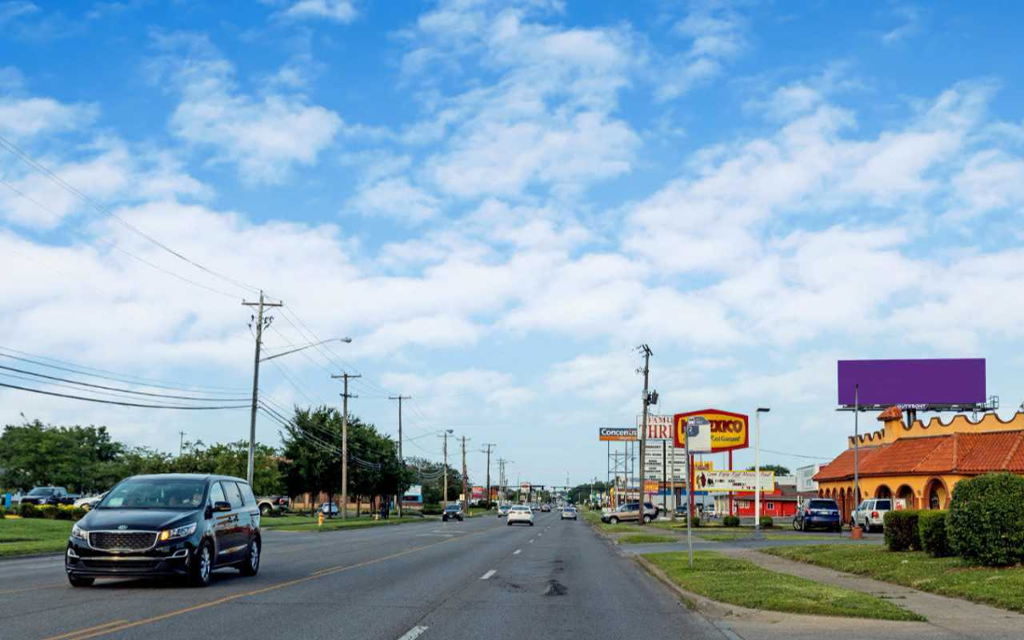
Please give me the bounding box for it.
[71,524,87,541]
[159,522,197,542]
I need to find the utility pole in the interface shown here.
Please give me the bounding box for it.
[331,373,360,520]
[389,395,410,517]
[178,430,187,457]
[440,430,453,508]
[637,344,653,526]
[242,290,283,485]
[461,436,470,514]
[482,444,496,508]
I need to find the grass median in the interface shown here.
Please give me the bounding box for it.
[765,545,1024,614]
[643,551,923,621]
[697,531,840,542]
[618,534,677,545]
[262,514,438,532]
[0,518,72,557]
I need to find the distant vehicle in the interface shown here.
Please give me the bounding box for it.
[258,495,290,516]
[21,486,75,506]
[507,505,534,526]
[703,503,717,519]
[673,504,688,518]
[540,504,551,512]
[794,499,842,532]
[560,506,577,520]
[442,504,464,522]
[851,499,892,532]
[497,504,511,517]
[65,473,261,588]
[602,502,658,524]
[74,492,107,510]
[319,502,340,516]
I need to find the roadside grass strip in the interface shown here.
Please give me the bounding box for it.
[617,534,677,545]
[764,545,1024,614]
[697,531,840,542]
[261,515,437,532]
[643,551,923,621]
[0,518,71,557]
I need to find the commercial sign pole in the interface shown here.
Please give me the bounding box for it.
[683,418,693,567]
[637,345,652,526]
[854,384,859,527]
[669,441,676,520]
[754,407,770,539]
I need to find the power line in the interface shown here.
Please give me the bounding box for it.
[760,448,833,461]
[0,364,249,402]
[0,381,250,410]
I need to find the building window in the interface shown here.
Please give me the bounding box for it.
[767,502,775,511]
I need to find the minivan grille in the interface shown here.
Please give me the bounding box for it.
[89,531,157,551]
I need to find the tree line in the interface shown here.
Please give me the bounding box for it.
[0,410,469,511]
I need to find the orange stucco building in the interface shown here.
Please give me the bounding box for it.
[815,407,1024,518]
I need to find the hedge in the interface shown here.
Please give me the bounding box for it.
[948,473,1024,567]
[422,503,442,515]
[15,503,87,520]
[760,516,773,529]
[917,510,951,557]
[690,516,701,528]
[722,515,740,527]
[884,510,921,551]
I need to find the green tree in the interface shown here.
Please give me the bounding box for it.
[0,419,122,492]
[171,440,282,496]
[746,464,791,476]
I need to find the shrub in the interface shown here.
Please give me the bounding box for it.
[917,510,951,557]
[948,473,1024,567]
[884,510,921,551]
[19,502,39,518]
[722,515,740,527]
[72,506,88,520]
[0,507,5,519]
[760,516,773,529]
[690,516,701,528]
[422,503,442,516]
[39,504,58,519]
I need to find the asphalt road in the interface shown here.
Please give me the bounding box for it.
[0,513,726,640]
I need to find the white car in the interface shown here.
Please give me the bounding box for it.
[560,506,577,520]
[507,505,534,526]
[851,498,892,532]
[74,492,106,510]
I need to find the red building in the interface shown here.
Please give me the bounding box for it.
[732,486,799,517]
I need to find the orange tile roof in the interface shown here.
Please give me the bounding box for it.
[815,430,1024,481]
[877,406,902,421]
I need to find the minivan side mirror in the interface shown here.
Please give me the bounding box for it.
[213,501,232,513]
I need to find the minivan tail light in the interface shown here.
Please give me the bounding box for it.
[872,511,879,519]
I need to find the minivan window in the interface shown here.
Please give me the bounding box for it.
[222,481,244,509]
[236,482,256,507]
[100,478,207,509]
[208,481,226,505]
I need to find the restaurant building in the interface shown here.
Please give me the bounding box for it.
[815,407,1024,518]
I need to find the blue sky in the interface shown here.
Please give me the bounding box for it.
[2,0,1024,487]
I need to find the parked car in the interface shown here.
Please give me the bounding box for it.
[560,506,577,520]
[851,498,892,532]
[497,504,511,518]
[319,502,340,516]
[74,492,107,510]
[507,505,534,526]
[794,498,842,532]
[601,502,659,524]
[673,504,689,518]
[21,486,75,506]
[65,473,261,588]
[540,504,551,512]
[257,495,290,516]
[442,504,464,522]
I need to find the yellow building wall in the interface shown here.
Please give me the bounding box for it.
[818,474,968,513]
[846,411,1024,449]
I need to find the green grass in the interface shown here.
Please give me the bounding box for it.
[618,534,677,545]
[764,545,1024,614]
[0,518,72,557]
[697,531,840,542]
[262,514,438,531]
[643,551,923,621]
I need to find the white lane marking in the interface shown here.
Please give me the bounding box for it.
[537,533,542,537]
[480,569,496,580]
[397,625,429,640]
[513,549,522,555]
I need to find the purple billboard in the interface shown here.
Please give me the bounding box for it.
[837,359,986,407]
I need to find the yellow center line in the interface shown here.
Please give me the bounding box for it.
[0,583,64,596]
[41,619,129,640]
[46,525,496,640]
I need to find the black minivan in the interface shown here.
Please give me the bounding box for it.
[65,474,261,588]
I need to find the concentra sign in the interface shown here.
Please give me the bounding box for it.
[672,409,749,452]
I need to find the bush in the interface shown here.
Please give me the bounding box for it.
[917,510,951,557]
[948,473,1024,566]
[0,507,5,519]
[760,516,773,529]
[722,515,740,527]
[39,504,58,519]
[422,503,442,515]
[19,502,39,518]
[883,510,921,551]
[690,516,701,528]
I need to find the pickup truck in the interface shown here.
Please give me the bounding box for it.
[20,486,76,506]
[257,495,290,516]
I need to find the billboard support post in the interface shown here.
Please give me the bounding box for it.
[683,420,693,567]
[669,441,676,521]
[728,450,733,516]
[854,384,859,530]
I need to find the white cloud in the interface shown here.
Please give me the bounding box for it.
[881,5,923,45]
[0,96,97,140]
[346,176,442,225]
[284,0,357,23]
[150,32,342,184]
[656,3,748,101]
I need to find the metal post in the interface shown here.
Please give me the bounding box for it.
[669,436,676,521]
[684,421,693,567]
[755,410,761,535]
[854,384,859,528]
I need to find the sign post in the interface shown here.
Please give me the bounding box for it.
[683,418,692,567]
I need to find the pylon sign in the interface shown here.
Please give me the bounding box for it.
[673,409,749,452]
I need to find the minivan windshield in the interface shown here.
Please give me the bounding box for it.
[98,478,208,510]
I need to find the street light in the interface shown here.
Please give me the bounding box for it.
[247,337,352,484]
[754,407,770,539]
[440,429,454,508]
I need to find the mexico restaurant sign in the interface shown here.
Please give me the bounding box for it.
[673,408,749,452]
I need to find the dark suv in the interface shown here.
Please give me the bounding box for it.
[65,474,261,588]
[793,498,842,532]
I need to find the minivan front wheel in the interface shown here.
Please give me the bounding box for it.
[240,537,260,576]
[189,541,213,587]
[67,574,94,588]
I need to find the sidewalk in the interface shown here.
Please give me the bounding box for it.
[719,546,1024,640]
